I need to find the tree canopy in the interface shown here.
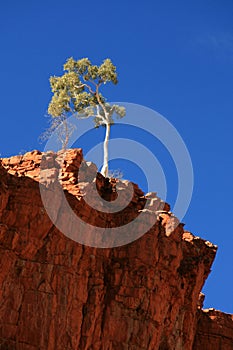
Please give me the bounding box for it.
[48,57,125,122]
[47,57,126,176]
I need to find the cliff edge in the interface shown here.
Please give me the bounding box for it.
[0,149,232,350]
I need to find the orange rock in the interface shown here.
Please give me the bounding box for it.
[193,309,233,349]
[0,149,231,350]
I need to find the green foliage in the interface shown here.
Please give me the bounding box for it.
[93,103,125,128]
[46,57,125,175]
[47,57,125,121]
[97,59,118,84]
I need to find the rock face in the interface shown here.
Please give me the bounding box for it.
[193,309,233,350]
[0,149,232,350]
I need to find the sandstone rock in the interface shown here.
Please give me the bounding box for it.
[193,309,233,350]
[0,149,231,350]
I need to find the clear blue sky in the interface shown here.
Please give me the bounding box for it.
[1,0,233,313]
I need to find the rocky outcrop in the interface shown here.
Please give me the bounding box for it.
[193,309,233,350]
[0,149,231,349]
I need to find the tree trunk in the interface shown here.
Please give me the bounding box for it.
[101,123,110,177]
[62,119,69,150]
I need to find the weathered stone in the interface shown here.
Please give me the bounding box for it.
[0,149,231,350]
[193,309,233,350]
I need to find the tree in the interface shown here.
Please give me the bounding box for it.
[40,113,76,150]
[47,57,125,177]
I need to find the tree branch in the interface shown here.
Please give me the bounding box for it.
[95,84,109,123]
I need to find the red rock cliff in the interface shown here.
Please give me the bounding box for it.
[0,149,232,350]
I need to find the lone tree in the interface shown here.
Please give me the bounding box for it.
[47,57,125,177]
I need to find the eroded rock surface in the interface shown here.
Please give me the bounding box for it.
[193,309,233,350]
[0,149,231,350]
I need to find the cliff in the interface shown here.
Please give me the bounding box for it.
[0,149,232,350]
[193,309,233,349]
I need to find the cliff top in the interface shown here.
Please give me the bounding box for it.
[0,149,231,350]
